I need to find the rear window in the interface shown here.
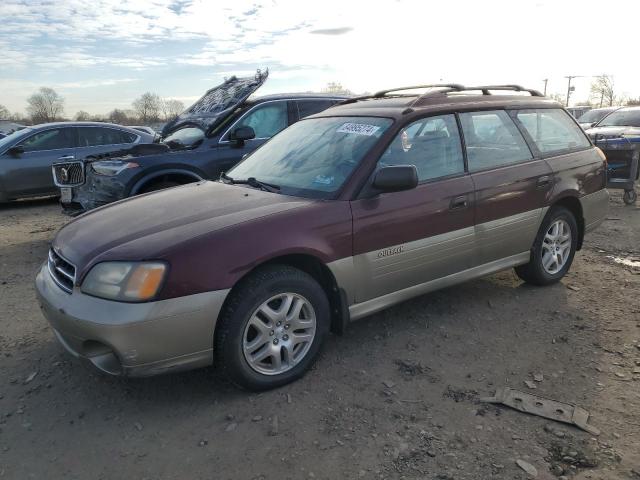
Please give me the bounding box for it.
[459,110,532,171]
[516,109,590,153]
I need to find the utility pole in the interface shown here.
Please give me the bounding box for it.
[564,75,583,107]
[542,78,548,96]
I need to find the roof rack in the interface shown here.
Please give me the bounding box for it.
[338,83,544,106]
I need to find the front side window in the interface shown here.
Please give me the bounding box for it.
[20,128,76,152]
[228,116,392,198]
[234,102,288,138]
[78,128,136,147]
[597,108,640,127]
[459,110,532,171]
[517,109,591,153]
[378,114,465,182]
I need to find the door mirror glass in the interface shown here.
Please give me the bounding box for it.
[229,126,256,146]
[8,146,24,157]
[373,165,418,193]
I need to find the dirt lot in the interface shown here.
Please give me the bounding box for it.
[0,194,639,480]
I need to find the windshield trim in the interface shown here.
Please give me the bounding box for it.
[0,127,34,154]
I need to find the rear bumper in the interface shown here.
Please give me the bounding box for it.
[582,188,609,234]
[35,263,229,377]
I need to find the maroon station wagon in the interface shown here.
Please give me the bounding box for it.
[36,84,609,390]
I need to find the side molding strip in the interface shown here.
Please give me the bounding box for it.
[348,251,530,321]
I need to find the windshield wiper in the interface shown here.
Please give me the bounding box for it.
[220,172,280,193]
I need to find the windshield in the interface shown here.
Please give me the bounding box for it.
[161,127,205,149]
[227,116,393,199]
[0,128,33,153]
[578,109,614,124]
[598,109,640,127]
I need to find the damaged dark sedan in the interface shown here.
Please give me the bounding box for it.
[54,70,347,212]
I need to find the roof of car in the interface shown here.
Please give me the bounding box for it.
[303,85,562,120]
[28,121,144,131]
[246,92,350,104]
[313,93,561,120]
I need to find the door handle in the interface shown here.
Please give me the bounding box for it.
[57,155,75,161]
[450,196,468,210]
[537,175,551,188]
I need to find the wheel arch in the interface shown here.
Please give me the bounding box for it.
[129,168,205,195]
[551,195,585,250]
[218,253,349,337]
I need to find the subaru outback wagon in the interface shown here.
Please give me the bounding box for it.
[36,84,609,390]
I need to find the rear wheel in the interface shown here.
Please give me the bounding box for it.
[515,207,578,286]
[215,265,330,391]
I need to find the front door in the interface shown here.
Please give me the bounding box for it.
[458,109,553,265]
[215,100,291,174]
[5,127,77,197]
[351,114,475,302]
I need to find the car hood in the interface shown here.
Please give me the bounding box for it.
[54,181,312,276]
[586,125,640,138]
[161,69,268,136]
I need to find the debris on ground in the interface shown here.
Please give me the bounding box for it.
[515,459,538,477]
[481,388,600,435]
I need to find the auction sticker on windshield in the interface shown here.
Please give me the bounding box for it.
[337,123,381,136]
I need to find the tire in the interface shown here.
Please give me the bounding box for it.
[214,265,330,391]
[623,189,637,205]
[139,180,181,194]
[515,206,578,286]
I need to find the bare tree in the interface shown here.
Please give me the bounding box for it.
[322,82,353,95]
[626,97,640,106]
[108,109,130,125]
[132,92,162,123]
[161,99,185,122]
[0,104,9,119]
[590,75,617,107]
[26,87,65,123]
[75,111,91,121]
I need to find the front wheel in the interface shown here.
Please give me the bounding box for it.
[214,265,330,391]
[515,207,578,286]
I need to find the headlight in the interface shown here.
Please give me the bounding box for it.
[81,262,166,302]
[90,160,139,176]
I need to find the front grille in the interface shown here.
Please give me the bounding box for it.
[52,161,84,187]
[48,249,76,293]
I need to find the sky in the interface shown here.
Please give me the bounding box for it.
[1,0,639,117]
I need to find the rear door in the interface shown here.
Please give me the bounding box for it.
[76,126,139,159]
[5,127,77,197]
[215,100,291,173]
[351,114,475,302]
[458,109,553,266]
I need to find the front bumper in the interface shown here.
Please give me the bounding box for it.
[61,171,128,213]
[35,263,229,377]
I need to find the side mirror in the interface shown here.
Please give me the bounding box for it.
[229,126,255,147]
[8,146,24,157]
[372,165,418,193]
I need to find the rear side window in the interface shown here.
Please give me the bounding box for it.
[78,128,136,147]
[297,100,338,119]
[459,110,532,171]
[516,109,590,153]
[379,114,465,182]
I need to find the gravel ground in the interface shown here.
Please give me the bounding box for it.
[0,194,639,480]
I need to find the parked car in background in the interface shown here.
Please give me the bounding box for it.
[566,106,591,119]
[577,106,620,129]
[130,126,157,136]
[54,70,347,213]
[586,106,640,204]
[36,84,609,390]
[0,122,154,203]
